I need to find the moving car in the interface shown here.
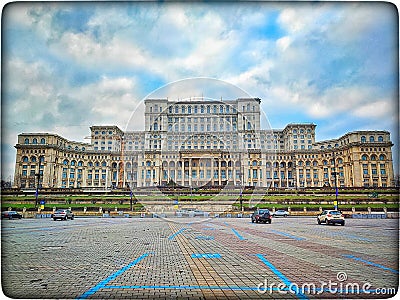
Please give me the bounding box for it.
[272,209,289,217]
[1,211,22,219]
[251,209,272,224]
[317,210,345,226]
[52,209,74,221]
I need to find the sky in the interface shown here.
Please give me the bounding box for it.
[1,2,399,181]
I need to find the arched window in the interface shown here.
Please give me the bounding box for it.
[71,160,76,166]
[207,106,210,113]
[338,158,343,164]
[88,162,93,167]
[146,161,151,167]
[78,161,83,167]
[370,155,377,161]
[379,154,385,160]
[22,156,28,162]
[247,122,251,130]
[24,138,29,144]
[378,136,383,142]
[175,106,179,113]
[361,154,368,161]
[126,162,131,169]
[169,106,172,114]
[102,161,107,167]
[194,106,198,114]
[200,105,204,113]
[220,105,224,113]
[370,136,375,142]
[30,156,36,162]
[82,147,85,151]
[361,136,366,143]
[39,156,45,162]
[40,138,46,144]
[63,159,69,165]
[188,106,192,114]
[32,138,38,144]
[75,146,79,151]
[182,106,186,114]
[252,160,257,166]
[154,123,158,131]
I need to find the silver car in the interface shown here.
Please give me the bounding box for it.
[272,209,289,217]
[52,209,74,221]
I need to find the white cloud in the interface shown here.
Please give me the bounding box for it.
[353,99,392,119]
[276,36,291,51]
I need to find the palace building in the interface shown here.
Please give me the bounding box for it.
[13,98,395,189]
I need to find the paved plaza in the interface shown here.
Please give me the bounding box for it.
[1,216,398,299]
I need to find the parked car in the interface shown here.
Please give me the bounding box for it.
[317,210,345,226]
[272,210,289,217]
[1,211,22,219]
[52,209,74,221]
[251,209,272,224]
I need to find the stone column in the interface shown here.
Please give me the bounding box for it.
[181,161,185,186]
[218,158,222,186]
[189,158,192,187]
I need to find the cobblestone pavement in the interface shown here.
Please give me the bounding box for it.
[1,216,398,299]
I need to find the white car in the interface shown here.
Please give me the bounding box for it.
[272,210,289,217]
[317,210,345,226]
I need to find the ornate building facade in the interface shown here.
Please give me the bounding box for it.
[14,98,395,189]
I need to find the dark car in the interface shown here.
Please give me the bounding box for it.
[52,209,74,221]
[1,211,22,219]
[251,209,272,224]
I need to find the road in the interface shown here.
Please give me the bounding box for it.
[1,216,398,299]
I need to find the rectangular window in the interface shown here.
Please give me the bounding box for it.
[221,170,226,179]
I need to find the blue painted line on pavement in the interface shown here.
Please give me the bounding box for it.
[231,228,246,240]
[343,255,399,274]
[195,235,214,240]
[76,253,150,299]
[191,253,221,259]
[256,254,308,299]
[168,228,186,240]
[270,230,305,241]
